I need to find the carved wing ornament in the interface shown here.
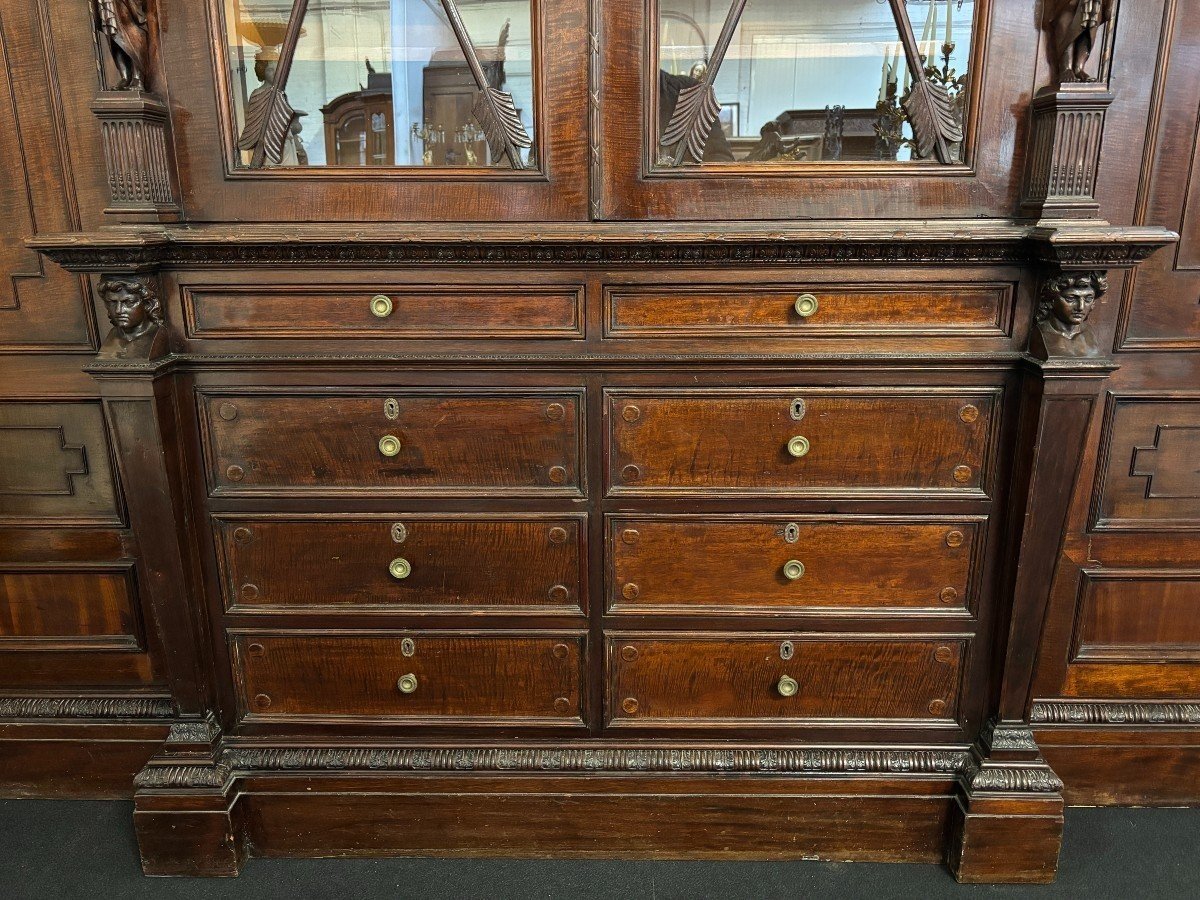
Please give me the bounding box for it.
[659,0,964,167]
[660,0,749,166]
[235,0,531,169]
[236,0,309,167]
[887,0,963,163]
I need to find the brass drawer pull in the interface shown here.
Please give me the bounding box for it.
[776,675,799,697]
[396,673,419,694]
[786,435,810,458]
[794,293,819,318]
[783,560,805,581]
[388,558,412,580]
[370,294,394,318]
[378,435,402,457]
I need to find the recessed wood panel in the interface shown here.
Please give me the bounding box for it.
[201,390,583,497]
[0,403,120,524]
[607,635,965,725]
[605,284,1010,337]
[1095,398,1200,529]
[186,284,584,339]
[0,564,140,650]
[1073,570,1200,662]
[231,632,585,725]
[608,516,980,614]
[606,388,997,497]
[215,514,585,614]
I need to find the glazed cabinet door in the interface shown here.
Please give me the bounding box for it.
[160,0,588,221]
[598,0,1037,219]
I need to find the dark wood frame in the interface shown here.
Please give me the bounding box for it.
[597,0,1029,220]
[164,0,589,221]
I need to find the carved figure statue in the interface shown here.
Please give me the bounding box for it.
[99,277,162,341]
[1037,271,1107,339]
[1045,0,1116,84]
[93,0,151,91]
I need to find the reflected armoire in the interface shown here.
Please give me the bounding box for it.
[1,0,1197,883]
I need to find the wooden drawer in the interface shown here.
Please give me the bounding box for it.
[216,514,585,614]
[185,283,584,339]
[231,631,585,725]
[607,635,965,725]
[605,283,1010,337]
[608,516,981,615]
[607,388,996,496]
[201,390,583,497]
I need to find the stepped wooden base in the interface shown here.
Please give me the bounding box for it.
[130,739,1067,881]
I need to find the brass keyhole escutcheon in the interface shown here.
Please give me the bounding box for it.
[370,294,394,318]
[780,641,795,660]
[400,638,416,657]
[389,558,412,580]
[384,398,400,420]
[391,522,408,544]
[378,435,402,457]
[396,673,418,694]
[777,675,799,697]
[783,560,805,581]
[794,293,819,318]
[787,436,810,458]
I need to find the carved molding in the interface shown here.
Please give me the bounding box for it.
[166,715,221,745]
[962,761,1065,793]
[133,762,232,789]
[28,225,1178,271]
[0,696,174,718]
[979,719,1040,753]
[1032,700,1200,725]
[222,746,969,775]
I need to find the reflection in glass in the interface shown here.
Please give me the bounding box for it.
[223,0,536,168]
[657,0,974,166]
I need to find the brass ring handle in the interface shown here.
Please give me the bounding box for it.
[787,435,810,458]
[794,293,819,318]
[396,673,418,694]
[776,675,799,697]
[370,294,394,318]
[783,560,805,581]
[378,435,402,457]
[388,558,411,580]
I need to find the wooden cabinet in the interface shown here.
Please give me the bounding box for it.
[10,0,1193,886]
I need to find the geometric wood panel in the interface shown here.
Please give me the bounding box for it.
[0,562,141,650]
[0,402,120,524]
[1072,569,1200,663]
[1117,0,1200,349]
[0,4,93,349]
[1094,397,1200,530]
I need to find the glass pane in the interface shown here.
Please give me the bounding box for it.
[656,0,974,166]
[223,0,536,168]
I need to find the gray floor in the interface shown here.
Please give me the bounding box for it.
[0,800,1196,898]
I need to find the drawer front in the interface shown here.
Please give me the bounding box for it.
[607,389,996,496]
[216,515,585,614]
[607,635,964,725]
[202,391,583,496]
[186,284,584,339]
[606,283,1010,337]
[231,632,584,724]
[608,517,980,614]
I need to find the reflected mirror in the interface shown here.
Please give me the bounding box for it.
[222,0,537,169]
[656,0,974,166]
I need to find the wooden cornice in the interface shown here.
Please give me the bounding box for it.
[27,220,1177,271]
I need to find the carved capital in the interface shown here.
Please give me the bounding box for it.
[1036,268,1106,341]
[96,273,168,360]
[135,711,230,792]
